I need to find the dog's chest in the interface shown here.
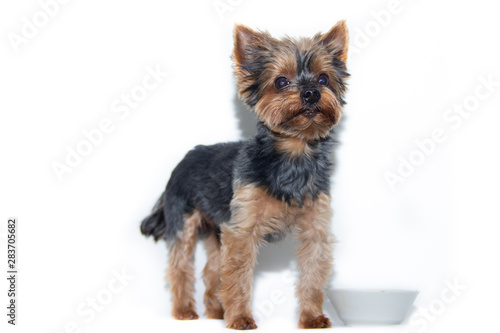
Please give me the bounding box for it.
[231,183,319,243]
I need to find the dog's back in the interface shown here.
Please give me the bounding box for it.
[140,141,243,242]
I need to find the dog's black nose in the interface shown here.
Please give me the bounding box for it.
[301,89,321,105]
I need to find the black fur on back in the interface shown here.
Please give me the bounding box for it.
[140,123,335,242]
[140,142,242,241]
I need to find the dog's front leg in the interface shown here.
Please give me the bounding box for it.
[218,184,283,330]
[219,221,259,330]
[295,193,334,329]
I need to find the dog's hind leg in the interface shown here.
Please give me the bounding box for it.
[166,210,201,320]
[202,231,224,319]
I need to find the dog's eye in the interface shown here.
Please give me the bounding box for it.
[318,74,329,86]
[274,76,290,90]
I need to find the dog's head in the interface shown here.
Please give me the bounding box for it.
[233,21,349,140]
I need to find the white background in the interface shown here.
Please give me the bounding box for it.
[1,0,499,332]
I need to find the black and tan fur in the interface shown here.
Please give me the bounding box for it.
[141,21,349,329]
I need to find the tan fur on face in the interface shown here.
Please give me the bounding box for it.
[166,210,201,320]
[241,40,345,141]
[284,88,342,138]
[255,91,339,143]
[218,184,334,329]
[252,50,343,141]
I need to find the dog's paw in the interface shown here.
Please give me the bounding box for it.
[299,314,332,329]
[226,316,258,330]
[173,309,199,320]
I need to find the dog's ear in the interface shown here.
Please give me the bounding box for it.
[233,24,270,68]
[320,20,349,63]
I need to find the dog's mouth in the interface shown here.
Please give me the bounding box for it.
[285,107,322,123]
[301,108,320,119]
[276,105,339,139]
[275,106,339,139]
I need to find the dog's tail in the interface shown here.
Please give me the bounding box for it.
[140,194,167,242]
[140,191,188,241]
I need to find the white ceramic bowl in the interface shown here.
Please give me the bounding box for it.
[326,289,418,325]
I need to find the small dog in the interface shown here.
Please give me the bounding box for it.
[141,21,349,330]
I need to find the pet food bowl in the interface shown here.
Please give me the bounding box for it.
[326,289,418,325]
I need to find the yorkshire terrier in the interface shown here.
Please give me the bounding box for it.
[141,21,349,330]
